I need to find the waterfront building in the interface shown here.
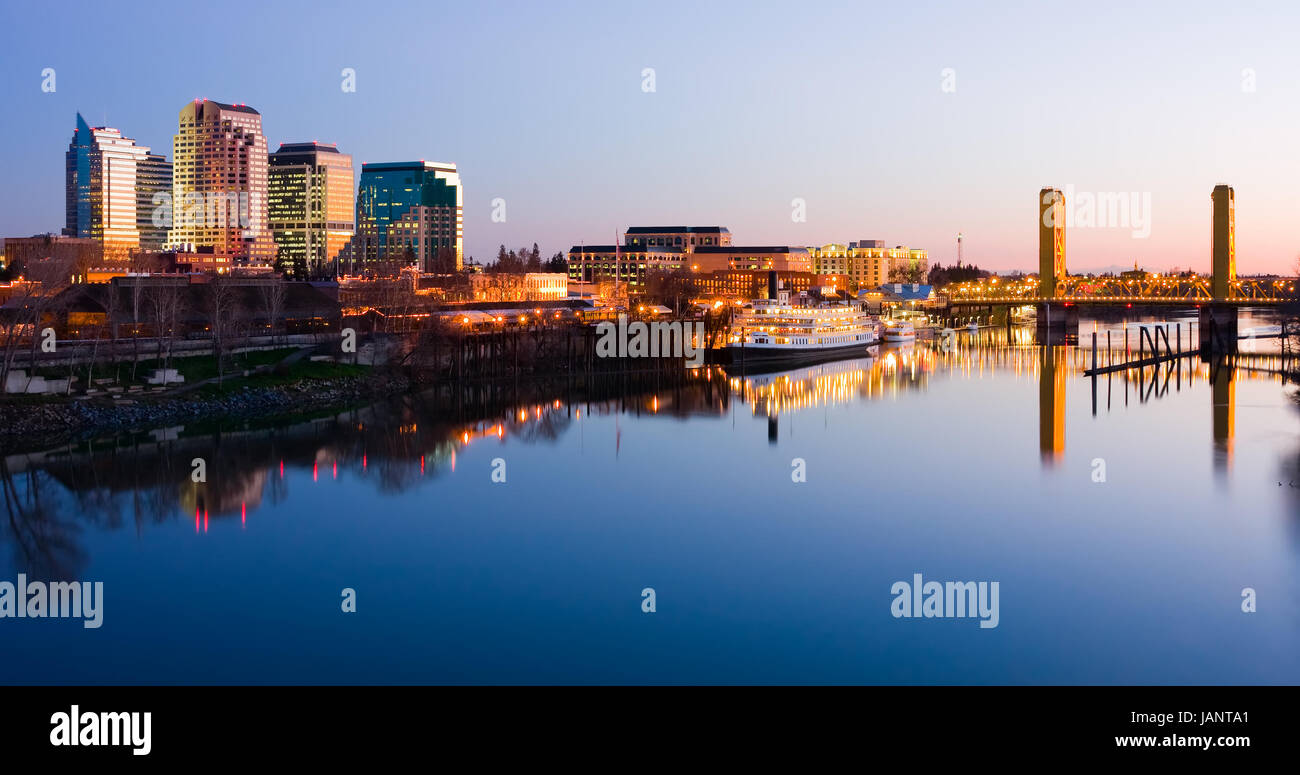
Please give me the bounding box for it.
[808,241,928,290]
[691,245,811,273]
[565,244,686,288]
[567,226,809,290]
[135,153,172,251]
[351,161,463,274]
[64,113,149,260]
[623,226,731,249]
[688,269,821,300]
[469,272,567,302]
[268,142,355,278]
[166,100,276,267]
[873,283,936,304]
[52,274,340,339]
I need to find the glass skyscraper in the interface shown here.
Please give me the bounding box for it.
[65,112,149,260]
[352,161,462,273]
[268,142,355,278]
[136,152,172,252]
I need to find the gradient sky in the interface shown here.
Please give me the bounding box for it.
[1,0,1298,273]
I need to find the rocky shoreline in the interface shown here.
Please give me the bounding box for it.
[0,373,411,454]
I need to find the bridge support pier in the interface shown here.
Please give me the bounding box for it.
[1198,304,1238,354]
[1035,302,1078,332]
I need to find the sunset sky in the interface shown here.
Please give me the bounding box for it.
[1,0,1297,273]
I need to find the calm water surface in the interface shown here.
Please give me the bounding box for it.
[3,313,1299,684]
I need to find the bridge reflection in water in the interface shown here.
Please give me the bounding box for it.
[1033,323,1292,472]
[1039,345,1067,464]
[1213,362,1235,471]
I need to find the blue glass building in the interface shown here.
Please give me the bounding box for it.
[352,161,462,273]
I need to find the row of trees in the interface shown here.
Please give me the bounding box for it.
[481,244,566,274]
[926,262,991,287]
[887,264,927,284]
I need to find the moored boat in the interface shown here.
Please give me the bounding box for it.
[882,319,916,342]
[725,289,879,370]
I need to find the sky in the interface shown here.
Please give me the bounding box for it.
[1,0,1298,274]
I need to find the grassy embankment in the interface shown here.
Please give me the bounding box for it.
[12,347,370,401]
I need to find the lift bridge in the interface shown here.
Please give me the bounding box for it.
[945,184,1299,352]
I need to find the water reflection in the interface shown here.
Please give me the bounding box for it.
[2,315,1297,578]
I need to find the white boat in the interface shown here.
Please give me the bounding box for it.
[726,289,879,369]
[1010,304,1037,324]
[882,319,915,342]
[967,322,980,332]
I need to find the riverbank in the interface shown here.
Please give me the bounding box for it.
[0,370,411,454]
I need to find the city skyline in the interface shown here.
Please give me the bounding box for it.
[2,1,1298,274]
[4,0,1300,734]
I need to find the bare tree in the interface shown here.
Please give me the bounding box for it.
[207,278,240,388]
[101,282,121,385]
[257,279,287,346]
[147,282,184,384]
[129,280,146,381]
[0,279,40,390]
[644,268,692,316]
[76,285,114,395]
[0,253,78,391]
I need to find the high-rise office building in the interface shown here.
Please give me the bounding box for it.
[268,142,355,278]
[65,113,149,260]
[166,99,275,266]
[352,161,462,273]
[135,152,172,252]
